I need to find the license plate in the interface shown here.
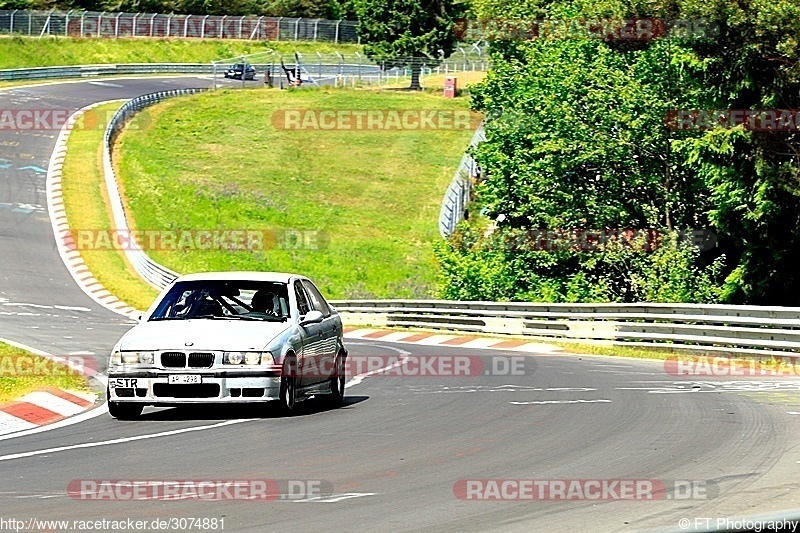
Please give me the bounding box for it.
[168,375,202,384]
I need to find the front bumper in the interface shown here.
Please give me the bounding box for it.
[108,370,281,404]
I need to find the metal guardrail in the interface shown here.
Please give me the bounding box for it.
[329,300,800,356]
[0,63,216,81]
[0,62,385,83]
[439,123,485,238]
[0,10,358,43]
[103,89,196,290]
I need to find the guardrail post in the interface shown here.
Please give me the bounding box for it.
[255,16,263,40]
[335,51,343,76]
[42,9,53,37]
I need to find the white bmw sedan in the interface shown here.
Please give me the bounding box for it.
[107,272,347,419]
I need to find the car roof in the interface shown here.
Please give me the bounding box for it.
[174,272,300,284]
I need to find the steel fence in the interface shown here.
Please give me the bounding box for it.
[330,300,800,357]
[0,9,359,42]
[440,123,485,237]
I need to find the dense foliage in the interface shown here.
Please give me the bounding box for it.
[436,0,800,304]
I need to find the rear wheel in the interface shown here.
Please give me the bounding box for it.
[325,354,345,408]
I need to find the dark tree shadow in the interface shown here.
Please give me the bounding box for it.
[130,395,369,421]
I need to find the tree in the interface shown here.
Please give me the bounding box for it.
[434,0,800,304]
[352,0,459,89]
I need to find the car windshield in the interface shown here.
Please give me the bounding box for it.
[149,280,290,322]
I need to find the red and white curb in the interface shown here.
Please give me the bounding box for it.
[0,387,98,436]
[46,100,141,320]
[343,328,563,353]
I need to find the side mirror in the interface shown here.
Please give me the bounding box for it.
[300,310,324,325]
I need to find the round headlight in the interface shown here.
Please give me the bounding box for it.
[139,352,154,364]
[244,352,261,365]
[225,352,245,365]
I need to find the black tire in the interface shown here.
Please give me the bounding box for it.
[278,358,297,415]
[325,354,346,408]
[108,401,143,420]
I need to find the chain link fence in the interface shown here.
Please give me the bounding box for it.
[212,49,491,88]
[0,9,359,43]
[440,124,485,238]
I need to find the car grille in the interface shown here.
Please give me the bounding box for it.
[188,352,214,368]
[161,352,186,368]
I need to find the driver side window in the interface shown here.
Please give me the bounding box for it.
[294,281,310,316]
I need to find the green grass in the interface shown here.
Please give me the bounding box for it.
[548,341,697,360]
[62,102,161,310]
[0,342,89,403]
[0,35,361,69]
[116,86,478,298]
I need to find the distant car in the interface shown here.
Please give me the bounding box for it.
[224,62,256,80]
[106,272,347,419]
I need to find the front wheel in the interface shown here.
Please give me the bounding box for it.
[107,390,143,419]
[278,358,297,415]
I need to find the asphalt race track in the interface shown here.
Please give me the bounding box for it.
[2,76,800,532]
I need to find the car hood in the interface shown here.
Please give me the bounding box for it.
[119,319,291,351]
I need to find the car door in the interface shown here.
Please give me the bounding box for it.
[294,280,324,387]
[301,279,338,382]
